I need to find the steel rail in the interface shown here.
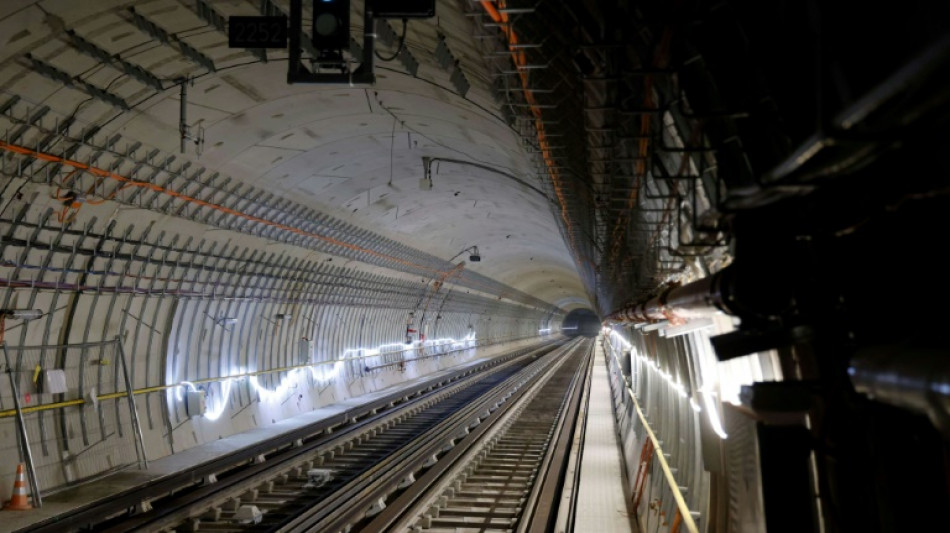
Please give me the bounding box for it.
[276,339,585,533]
[96,342,559,532]
[16,340,559,533]
[365,338,594,533]
[521,339,595,533]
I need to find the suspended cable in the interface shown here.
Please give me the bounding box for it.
[374,19,408,62]
[0,140,552,310]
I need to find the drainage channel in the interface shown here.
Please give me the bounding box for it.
[85,339,572,533]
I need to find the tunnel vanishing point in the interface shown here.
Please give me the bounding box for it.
[0,1,948,532]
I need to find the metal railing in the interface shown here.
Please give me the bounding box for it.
[603,333,701,533]
[0,333,547,419]
[1,338,147,507]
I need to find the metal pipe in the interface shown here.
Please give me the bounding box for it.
[288,0,302,81]
[3,343,42,507]
[0,333,537,418]
[179,80,187,154]
[849,345,950,437]
[360,0,375,80]
[606,266,734,323]
[117,338,148,469]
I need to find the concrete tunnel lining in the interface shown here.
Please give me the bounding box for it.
[0,0,582,498]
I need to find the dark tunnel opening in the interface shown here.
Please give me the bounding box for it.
[561,309,600,337]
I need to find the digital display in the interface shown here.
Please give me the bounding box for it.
[228,16,288,49]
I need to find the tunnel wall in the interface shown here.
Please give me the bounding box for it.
[561,308,600,337]
[0,192,562,497]
[602,318,782,532]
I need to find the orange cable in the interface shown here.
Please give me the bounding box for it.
[670,509,683,533]
[479,1,591,274]
[606,27,675,268]
[0,140,548,305]
[633,437,656,508]
[0,139,442,273]
[54,169,79,200]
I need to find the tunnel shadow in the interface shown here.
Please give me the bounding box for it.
[561,309,600,337]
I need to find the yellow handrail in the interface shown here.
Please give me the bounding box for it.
[603,335,700,533]
[0,333,538,418]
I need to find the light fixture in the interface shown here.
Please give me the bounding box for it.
[449,245,481,263]
[312,0,350,52]
[215,316,238,326]
[275,313,292,321]
[0,309,43,320]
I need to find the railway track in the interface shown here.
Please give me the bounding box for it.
[362,337,593,533]
[59,338,578,533]
[31,337,594,533]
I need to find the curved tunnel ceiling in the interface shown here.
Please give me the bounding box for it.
[1,0,945,319]
[0,1,947,512]
[0,0,590,313]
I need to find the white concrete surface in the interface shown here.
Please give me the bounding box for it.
[574,343,638,533]
[0,339,538,533]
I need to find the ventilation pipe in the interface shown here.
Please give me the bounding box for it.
[606,266,739,324]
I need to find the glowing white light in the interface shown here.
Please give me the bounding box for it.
[607,326,727,438]
[702,390,729,438]
[672,380,688,399]
[689,397,702,412]
[308,360,343,383]
[341,334,477,362]
[171,332,480,418]
[538,328,551,334]
[250,371,300,403]
[203,379,233,421]
[177,380,199,402]
[423,333,475,348]
[607,328,633,351]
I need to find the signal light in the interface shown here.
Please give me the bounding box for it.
[312,0,349,51]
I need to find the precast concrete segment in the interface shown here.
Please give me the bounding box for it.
[9,340,563,533]
[102,342,564,533]
[0,143,560,312]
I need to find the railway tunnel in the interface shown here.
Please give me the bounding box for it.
[0,1,948,532]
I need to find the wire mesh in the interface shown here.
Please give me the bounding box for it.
[0,340,140,497]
